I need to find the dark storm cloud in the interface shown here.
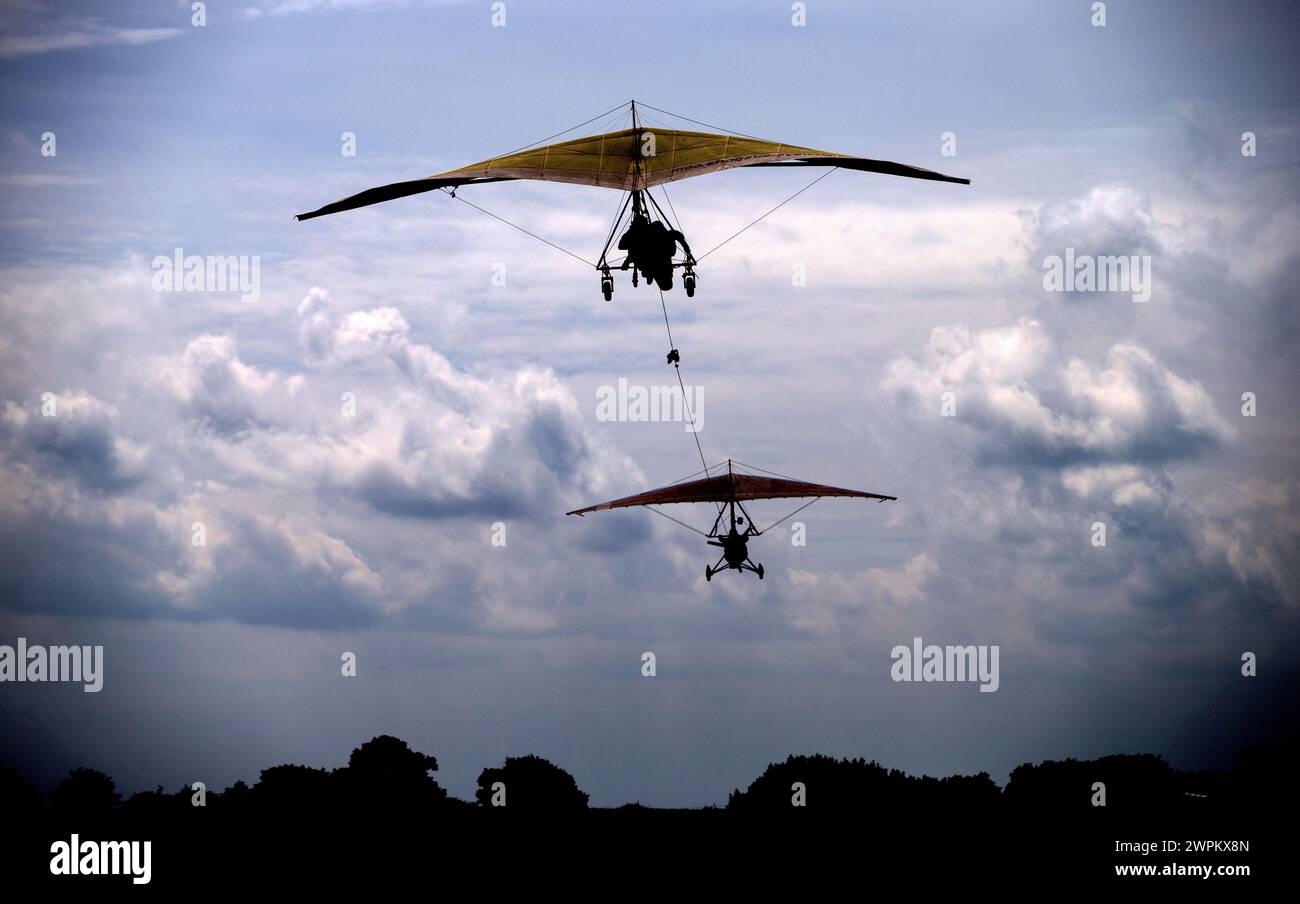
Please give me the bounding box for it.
[0,502,176,620]
[352,463,529,520]
[196,515,384,631]
[0,393,145,491]
[0,282,654,634]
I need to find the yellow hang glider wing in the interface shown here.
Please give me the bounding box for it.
[296,127,969,221]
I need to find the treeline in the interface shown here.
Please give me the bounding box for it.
[728,747,1294,813]
[1,737,588,820]
[3,735,1294,818]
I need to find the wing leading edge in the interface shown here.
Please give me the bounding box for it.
[567,472,896,516]
[296,127,969,221]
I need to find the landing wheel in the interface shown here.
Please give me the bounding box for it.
[705,565,713,582]
[756,564,765,580]
[601,275,613,302]
[684,272,696,298]
[632,268,638,288]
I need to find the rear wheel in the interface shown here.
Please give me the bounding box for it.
[684,273,695,298]
[601,276,613,301]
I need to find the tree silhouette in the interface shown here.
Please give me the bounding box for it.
[4,735,1292,889]
[49,767,120,816]
[727,754,1000,812]
[475,754,589,811]
[1234,740,1300,809]
[121,784,190,819]
[1004,753,1180,811]
[6,734,1291,850]
[251,763,332,813]
[0,761,41,818]
[221,779,252,812]
[335,734,448,810]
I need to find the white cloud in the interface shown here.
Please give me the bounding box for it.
[885,318,1233,465]
[0,23,181,59]
[0,174,102,187]
[158,334,308,433]
[241,0,420,20]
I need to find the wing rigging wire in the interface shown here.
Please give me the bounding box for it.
[634,101,768,142]
[438,187,594,267]
[646,504,710,537]
[697,169,836,262]
[729,459,819,535]
[488,101,631,161]
[439,101,842,275]
[755,497,820,535]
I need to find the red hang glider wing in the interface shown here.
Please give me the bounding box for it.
[566,472,895,516]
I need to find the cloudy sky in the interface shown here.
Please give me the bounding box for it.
[1,0,1297,807]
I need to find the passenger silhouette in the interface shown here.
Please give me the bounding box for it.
[618,212,691,290]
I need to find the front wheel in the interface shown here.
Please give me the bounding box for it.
[601,277,613,302]
[684,273,696,298]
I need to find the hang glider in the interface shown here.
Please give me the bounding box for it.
[296,101,970,300]
[567,459,896,581]
[295,127,969,221]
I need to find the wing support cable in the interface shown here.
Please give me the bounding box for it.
[646,505,710,537]
[698,169,836,262]
[438,187,594,267]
